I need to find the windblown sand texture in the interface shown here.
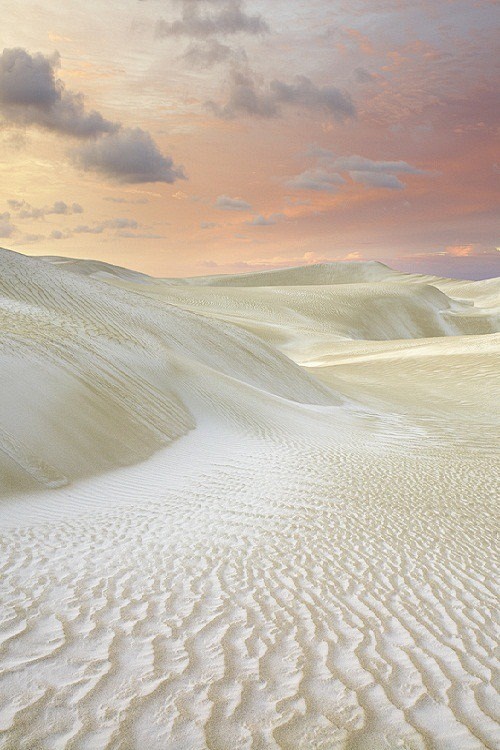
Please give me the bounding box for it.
[1,247,499,749]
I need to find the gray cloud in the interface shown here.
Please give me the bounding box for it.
[215,194,252,211]
[353,67,377,84]
[73,128,186,184]
[22,233,45,243]
[208,69,355,120]
[182,39,247,68]
[287,170,346,193]
[208,69,277,118]
[1,49,184,186]
[108,217,139,229]
[0,48,117,138]
[0,220,15,237]
[49,229,70,240]
[8,199,83,218]
[74,217,139,234]
[290,149,431,191]
[103,196,149,204]
[246,214,283,226]
[349,171,405,189]
[334,154,429,190]
[200,220,218,228]
[156,1,268,39]
[115,231,166,239]
[331,155,428,175]
[73,224,105,234]
[271,77,356,120]
[53,200,83,214]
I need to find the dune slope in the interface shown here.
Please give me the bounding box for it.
[0,249,499,750]
[0,248,333,491]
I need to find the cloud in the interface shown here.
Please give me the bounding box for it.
[103,196,149,204]
[182,39,247,68]
[208,69,355,120]
[74,217,139,234]
[49,229,70,240]
[289,149,432,192]
[215,194,252,211]
[349,171,405,189]
[73,224,104,234]
[208,69,277,118]
[115,231,166,239]
[198,259,219,269]
[156,1,269,39]
[389,247,500,281]
[270,77,355,120]
[287,169,346,193]
[0,220,16,237]
[353,67,377,84]
[73,128,186,183]
[246,214,277,226]
[199,250,338,274]
[108,217,138,229]
[336,155,430,190]
[53,200,83,214]
[0,49,184,186]
[8,199,83,218]
[200,221,218,228]
[445,244,475,257]
[331,154,428,175]
[22,233,45,243]
[0,48,117,137]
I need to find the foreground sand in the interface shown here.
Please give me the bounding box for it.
[0,249,499,749]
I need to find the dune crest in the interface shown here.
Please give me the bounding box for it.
[0,248,334,490]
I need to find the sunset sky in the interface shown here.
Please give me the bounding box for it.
[1,0,498,278]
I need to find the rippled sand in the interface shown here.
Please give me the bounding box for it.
[0,248,499,749]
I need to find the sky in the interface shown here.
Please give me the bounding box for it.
[0,0,498,279]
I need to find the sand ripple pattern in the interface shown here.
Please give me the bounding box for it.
[1,442,498,749]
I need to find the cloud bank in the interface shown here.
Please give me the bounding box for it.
[208,69,356,120]
[289,150,432,192]
[8,199,83,218]
[0,48,185,184]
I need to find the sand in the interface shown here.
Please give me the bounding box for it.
[0,248,498,749]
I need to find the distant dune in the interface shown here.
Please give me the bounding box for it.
[1,247,499,749]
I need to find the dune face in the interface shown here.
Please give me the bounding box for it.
[0,249,499,750]
[0,249,333,491]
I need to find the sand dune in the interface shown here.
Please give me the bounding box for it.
[0,248,333,491]
[0,248,499,749]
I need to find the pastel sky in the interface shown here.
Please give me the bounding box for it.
[1,0,498,278]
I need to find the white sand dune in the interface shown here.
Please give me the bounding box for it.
[0,248,499,749]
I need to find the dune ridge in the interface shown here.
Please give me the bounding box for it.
[0,248,333,490]
[0,248,498,749]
